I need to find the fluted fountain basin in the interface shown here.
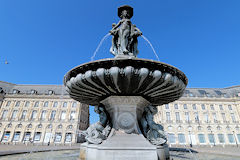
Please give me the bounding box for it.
[64,58,188,106]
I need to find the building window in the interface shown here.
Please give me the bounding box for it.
[47,124,52,129]
[17,124,22,128]
[175,112,180,121]
[58,124,62,129]
[50,110,56,120]
[34,101,39,107]
[185,112,190,121]
[212,113,217,122]
[201,104,205,110]
[40,110,47,120]
[65,133,72,142]
[38,124,42,128]
[6,101,11,107]
[166,112,171,121]
[34,132,41,141]
[70,111,76,120]
[11,110,18,120]
[219,105,223,110]
[207,126,211,131]
[24,132,31,141]
[13,132,21,141]
[165,104,169,109]
[15,101,20,107]
[1,110,8,119]
[221,113,226,122]
[217,134,225,143]
[44,101,48,107]
[210,105,214,110]
[231,113,236,122]
[198,134,206,143]
[194,112,199,121]
[192,104,196,110]
[174,104,178,109]
[0,123,2,127]
[204,113,209,123]
[30,110,37,120]
[60,111,66,120]
[21,110,27,120]
[25,101,30,107]
[197,126,202,131]
[227,134,235,143]
[178,134,186,144]
[27,124,32,128]
[208,134,215,144]
[226,126,231,131]
[183,104,187,110]
[55,133,62,142]
[217,126,221,130]
[62,102,67,108]
[228,105,232,110]
[7,123,12,128]
[168,133,176,144]
[53,102,58,107]
[72,102,77,108]
[2,131,11,142]
[67,125,73,129]
[48,90,54,95]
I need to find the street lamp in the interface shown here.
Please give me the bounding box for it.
[188,130,192,148]
[233,131,238,147]
[210,130,216,146]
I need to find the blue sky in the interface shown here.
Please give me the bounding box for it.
[1,0,240,123]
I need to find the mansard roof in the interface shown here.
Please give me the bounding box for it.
[0,81,240,97]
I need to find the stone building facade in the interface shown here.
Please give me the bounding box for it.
[0,81,89,144]
[154,86,240,146]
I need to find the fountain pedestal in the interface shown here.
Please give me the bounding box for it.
[79,96,170,160]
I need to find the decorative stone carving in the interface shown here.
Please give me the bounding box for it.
[64,58,187,106]
[141,105,167,145]
[83,104,111,144]
[110,5,142,57]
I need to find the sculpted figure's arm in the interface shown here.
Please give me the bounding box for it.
[110,20,123,35]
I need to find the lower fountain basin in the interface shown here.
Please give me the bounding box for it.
[64,57,188,106]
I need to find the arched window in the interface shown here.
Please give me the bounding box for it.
[67,125,73,129]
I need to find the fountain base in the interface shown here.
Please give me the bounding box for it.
[79,96,170,160]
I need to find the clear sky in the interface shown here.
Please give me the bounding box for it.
[1,0,240,123]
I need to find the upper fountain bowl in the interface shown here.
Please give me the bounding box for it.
[64,57,188,106]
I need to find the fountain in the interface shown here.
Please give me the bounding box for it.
[64,5,188,160]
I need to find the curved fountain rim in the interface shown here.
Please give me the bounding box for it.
[64,57,188,86]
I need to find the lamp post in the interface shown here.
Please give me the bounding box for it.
[233,131,238,147]
[188,130,192,148]
[211,130,216,146]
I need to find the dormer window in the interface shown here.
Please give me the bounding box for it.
[13,89,20,94]
[48,90,54,95]
[0,87,4,94]
[31,90,37,94]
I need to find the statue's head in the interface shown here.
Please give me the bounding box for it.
[118,5,133,19]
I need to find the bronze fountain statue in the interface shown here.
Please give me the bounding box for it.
[64,5,188,160]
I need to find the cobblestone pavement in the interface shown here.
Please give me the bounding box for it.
[0,144,240,160]
[0,144,80,156]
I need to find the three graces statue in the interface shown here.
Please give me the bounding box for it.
[110,5,142,57]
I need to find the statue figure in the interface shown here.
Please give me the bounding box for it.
[82,104,111,144]
[110,5,142,57]
[141,105,167,145]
